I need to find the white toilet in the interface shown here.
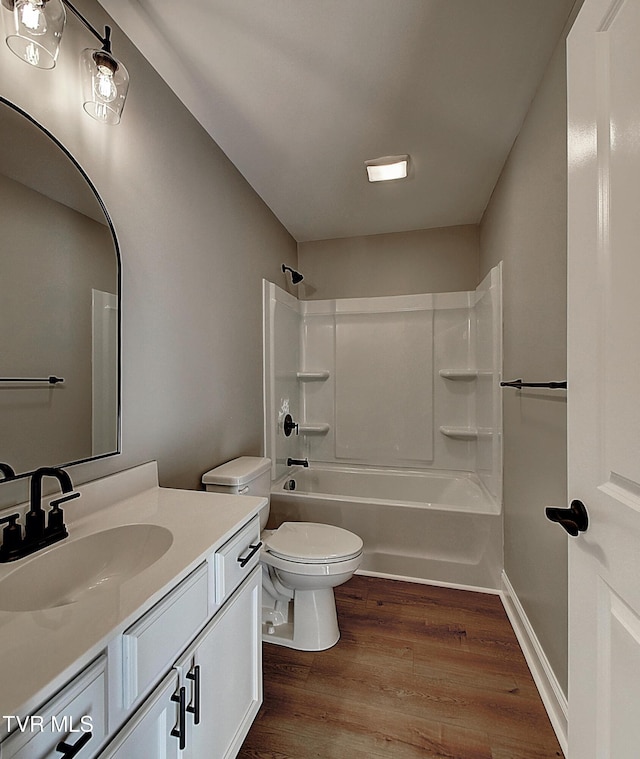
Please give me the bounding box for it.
[202,456,363,651]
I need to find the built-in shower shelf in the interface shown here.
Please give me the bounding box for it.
[439,369,478,381]
[439,426,479,440]
[299,423,330,435]
[297,371,330,382]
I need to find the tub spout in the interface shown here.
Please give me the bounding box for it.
[287,458,309,467]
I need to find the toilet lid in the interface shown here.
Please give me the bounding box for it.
[265,522,363,564]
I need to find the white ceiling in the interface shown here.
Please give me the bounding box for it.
[99,0,576,242]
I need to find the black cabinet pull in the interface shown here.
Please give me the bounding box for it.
[237,541,262,567]
[170,685,187,750]
[55,731,92,757]
[186,663,201,725]
[545,500,589,536]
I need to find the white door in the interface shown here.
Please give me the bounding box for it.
[567,0,640,757]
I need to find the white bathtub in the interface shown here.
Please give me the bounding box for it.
[269,465,502,591]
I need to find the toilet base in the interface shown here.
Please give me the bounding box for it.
[262,587,340,651]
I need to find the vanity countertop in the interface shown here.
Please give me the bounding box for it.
[0,462,265,734]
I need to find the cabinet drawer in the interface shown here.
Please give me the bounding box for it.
[214,516,261,606]
[122,563,208,708]
[1,656,107,759]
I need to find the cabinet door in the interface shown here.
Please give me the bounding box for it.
[97,672,183,759]
[184,567,262,759]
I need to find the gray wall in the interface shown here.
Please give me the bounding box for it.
[0,174,116,474]
[0,0,296,507]
[297,225,479,299]
[479,35,569,694]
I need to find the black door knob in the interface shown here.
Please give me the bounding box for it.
[545,500,589,536]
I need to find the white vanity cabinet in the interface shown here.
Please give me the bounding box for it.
[98,517,262,759]
[0,484,264,759]
[99,568,261,759]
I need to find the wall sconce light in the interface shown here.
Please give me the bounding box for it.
[365,155,410,182]
[5,0,65,69]
[2,0,129,124]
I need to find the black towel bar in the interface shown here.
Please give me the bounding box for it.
[500,379,567,390]
[0,376,64,385]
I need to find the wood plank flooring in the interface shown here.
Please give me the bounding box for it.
[238,575,564,759]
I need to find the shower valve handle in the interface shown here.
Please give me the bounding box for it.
[283,414,299,437]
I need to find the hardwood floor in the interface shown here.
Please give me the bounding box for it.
[238,575,564,759]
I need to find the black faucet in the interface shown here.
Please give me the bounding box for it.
[0,467,79,562]
[27,467,79,543]
[287,458,309,467]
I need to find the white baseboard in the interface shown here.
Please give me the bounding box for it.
[500,571,568,757]
[356,568,501,596]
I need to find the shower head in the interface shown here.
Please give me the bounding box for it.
[282,264,304,284]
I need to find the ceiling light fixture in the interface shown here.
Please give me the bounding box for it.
[3,0,129,124]
[365,155,409,182]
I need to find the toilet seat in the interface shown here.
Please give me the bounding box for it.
[264,522,363,564]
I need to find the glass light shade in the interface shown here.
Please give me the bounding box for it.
[6,0,66,69]
[80,48,129,125]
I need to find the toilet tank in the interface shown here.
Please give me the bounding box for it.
[202,456,272,498]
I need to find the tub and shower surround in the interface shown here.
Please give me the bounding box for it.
[263,282,303,484]
[262,264,503,590]
[272,466,502,590]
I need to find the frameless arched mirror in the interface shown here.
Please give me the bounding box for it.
[0,98,120,477]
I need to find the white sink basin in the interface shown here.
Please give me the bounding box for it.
[0,524,173,612]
